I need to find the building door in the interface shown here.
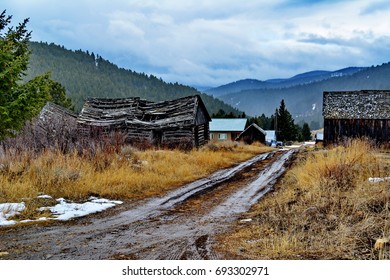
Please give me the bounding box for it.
[152,130,163,146]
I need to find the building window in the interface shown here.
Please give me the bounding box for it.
[218,133,227,140]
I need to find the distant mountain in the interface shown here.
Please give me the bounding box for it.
[205,67,366,97]
[25,41,242,116]
[215,63,390,129]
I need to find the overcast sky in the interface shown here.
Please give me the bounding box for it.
[3,0,390,87]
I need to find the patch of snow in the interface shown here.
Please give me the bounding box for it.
[89,196,123,205]
[37,194,53,199]
[40,197,123,221]
[285,145,301,149]
[368,177,390,183]
[0,197,123,226]
[0,203,25,226]
[20,217,49,223]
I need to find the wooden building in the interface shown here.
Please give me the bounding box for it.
[37,102,78,150]
[209,118,247,141]
[323,90,390,146]
[77,95,211,148]
[39,102,78,127]
[236,123,266,144]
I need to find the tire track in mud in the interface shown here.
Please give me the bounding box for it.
[0,149,295,260]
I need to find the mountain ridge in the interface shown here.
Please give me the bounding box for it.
[216,62,390,129]
[205,67,367,97]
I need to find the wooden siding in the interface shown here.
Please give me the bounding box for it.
[324,119,390,146]
[36,102,79,150]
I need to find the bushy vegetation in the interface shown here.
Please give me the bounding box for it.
[218,140,390,259]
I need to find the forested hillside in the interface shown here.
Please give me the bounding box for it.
[217,62,390,129]
[25,42,242,115]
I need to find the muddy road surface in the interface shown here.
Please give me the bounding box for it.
[0,149,295,260]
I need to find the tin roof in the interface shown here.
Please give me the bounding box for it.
[209,118,247,132]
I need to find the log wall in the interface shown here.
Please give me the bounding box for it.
[324,119,390,146]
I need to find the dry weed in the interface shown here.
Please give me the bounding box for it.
[0,140,272,221]
[218,140,390,260]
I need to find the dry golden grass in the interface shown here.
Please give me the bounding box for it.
[0,141,273,220]
[218,140,390,260]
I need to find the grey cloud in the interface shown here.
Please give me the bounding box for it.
[2,0,390,87]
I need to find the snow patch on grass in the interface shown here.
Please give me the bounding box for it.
[0,203,26,226]
[0,196,122,226]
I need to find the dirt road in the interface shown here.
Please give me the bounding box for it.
[0,149,295,260]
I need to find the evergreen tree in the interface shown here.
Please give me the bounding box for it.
[295,124,304,142]
[46,75,74,110]
[0,11,72,140]
[212,109,226,118]
[301,122,312,141]
[248,113,274,130]
[1,11,33,139]
[276,99,296,142]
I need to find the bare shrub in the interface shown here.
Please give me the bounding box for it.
[202,140,239,152]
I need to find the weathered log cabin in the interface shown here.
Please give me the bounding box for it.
[77,95,211,148]
[323,90,390,146]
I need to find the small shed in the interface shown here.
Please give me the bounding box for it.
[236,123,266,144]
[209,118,248,141]
[323,90,390,146]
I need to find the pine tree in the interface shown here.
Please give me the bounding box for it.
[302,122,312,141]
[276,99,296,142]
[1,11,33,139]
[0,11,73,140]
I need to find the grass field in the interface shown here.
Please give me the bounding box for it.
[0,141,273,221]
[217,140,390,260]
